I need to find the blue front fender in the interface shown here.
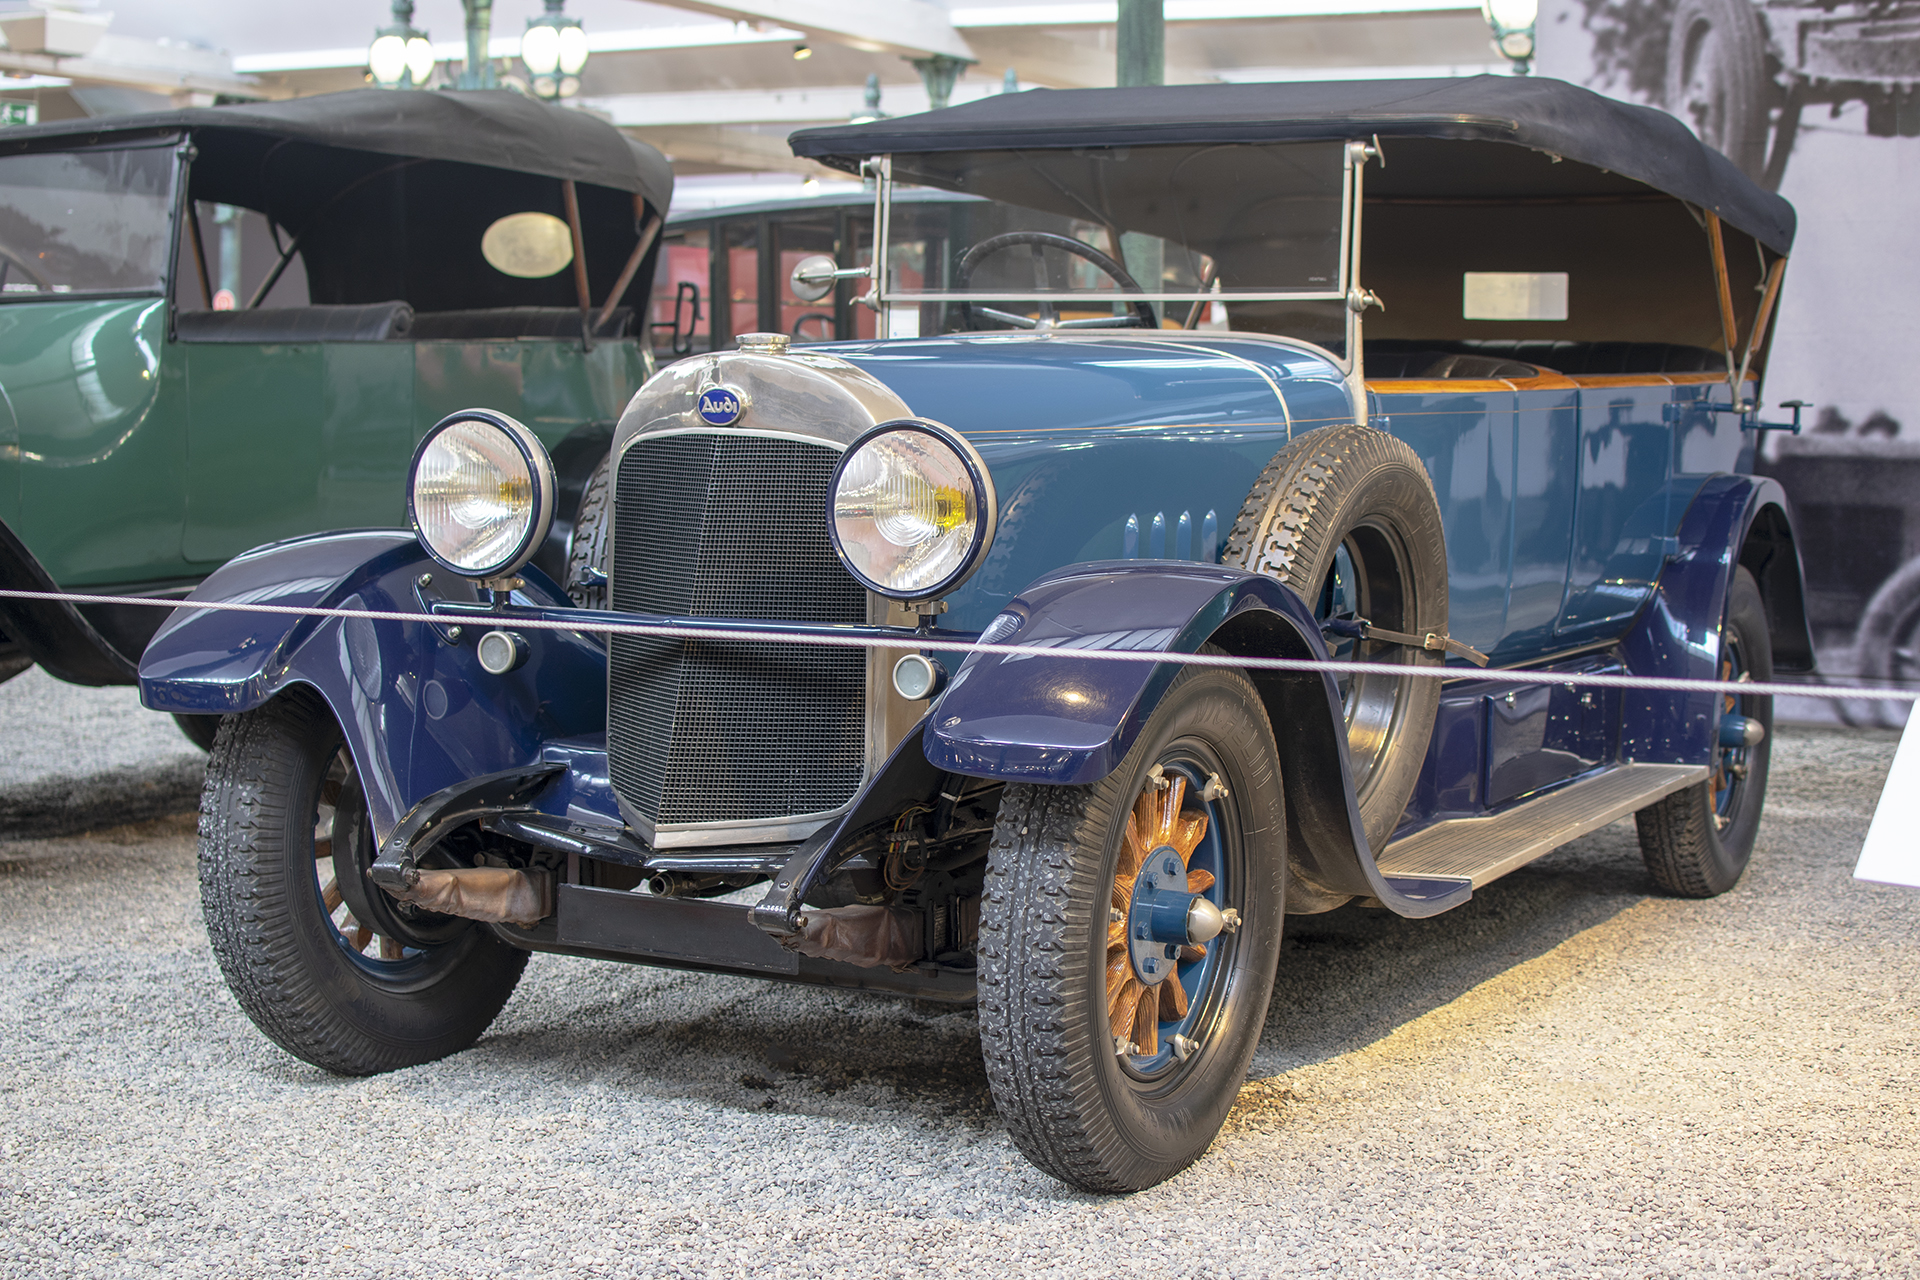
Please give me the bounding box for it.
[138,530,610,846]
[923,560,1470,918]
[925,561,1333,785]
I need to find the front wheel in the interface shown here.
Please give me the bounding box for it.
[198,690,528,1074]
[977,662,1285,1192]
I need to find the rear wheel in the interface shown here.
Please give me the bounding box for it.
[1635,566,1773,896]
[1223,423,1448,850]
[977,662,1285,1192]
[198,690,527,1074]
[174,713,221,752]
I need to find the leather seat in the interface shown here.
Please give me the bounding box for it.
[175,302,413,343]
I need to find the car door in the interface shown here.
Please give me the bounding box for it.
[0,142,189,589]
[1555,381,1682,641]
[180,206,416,567]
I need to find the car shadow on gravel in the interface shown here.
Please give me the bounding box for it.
[453,821,1665,1137]
[473,962,1001,1130]
[0,759,205,840]
[1258,818,1655,1074]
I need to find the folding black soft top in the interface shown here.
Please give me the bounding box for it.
[1,88,673,216]
[790,75,1792,255]
[0,89,673,314]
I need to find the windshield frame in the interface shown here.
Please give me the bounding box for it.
[0,133,184,307]
[872,141,1361,308]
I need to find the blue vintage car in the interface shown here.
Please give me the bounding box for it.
[139,76,1811,1193]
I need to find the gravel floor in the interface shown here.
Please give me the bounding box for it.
[0,668,203,836]
[0,724,1915,1278]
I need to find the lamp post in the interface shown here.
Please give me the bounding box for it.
[522,0,589,99]
[1481,0,1538,74]
[455,0,498,90]
[368,0,434,89]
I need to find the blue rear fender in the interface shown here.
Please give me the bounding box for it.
[924,560,1466,917]
[138,530,610,846]
[1621,474,1811,764]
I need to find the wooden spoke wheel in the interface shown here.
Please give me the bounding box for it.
[979,661,1286,1192]
[313,748,408,962]
[1106,766,1234,1069]
[198,690,527,1075]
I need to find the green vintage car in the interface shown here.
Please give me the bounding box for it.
[0,90,669,737]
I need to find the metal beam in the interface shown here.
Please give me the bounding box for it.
[639,1,976,61]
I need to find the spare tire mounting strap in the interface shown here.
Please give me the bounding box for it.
[1322,617,1491,667]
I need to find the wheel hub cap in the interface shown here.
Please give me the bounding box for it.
[1107,770,1219,1060]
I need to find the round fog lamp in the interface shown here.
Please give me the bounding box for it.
[891,653,947,701]
[829,419,996,603]
[477,630,530,675]
[408,410,556,581]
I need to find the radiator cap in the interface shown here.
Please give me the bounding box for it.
[736,332,791,355]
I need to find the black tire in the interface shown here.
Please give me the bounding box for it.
[565,452,611,611]
[978,662,1286,1192]
[174,713,222,752]
[1666,0,1772,181]
[199,689,527,1075]
[1635,566,1773,897]
[1222,422,1447,851]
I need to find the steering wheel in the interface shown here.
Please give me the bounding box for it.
[790,312,835,342]
[0,243,50,291]
[953,231,1158,332]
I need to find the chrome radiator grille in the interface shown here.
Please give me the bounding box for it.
[607,433,869,831]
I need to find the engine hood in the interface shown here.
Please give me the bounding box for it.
[821,332,1354,442]
[614,332,1359,634]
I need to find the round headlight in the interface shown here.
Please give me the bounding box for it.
[828,419,996,602]
[407,410,556,581]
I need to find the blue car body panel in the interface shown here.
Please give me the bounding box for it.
[822,336,1353,636]
[140,529,613,845]
[137,332,1812,922]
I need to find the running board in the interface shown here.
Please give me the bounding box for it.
[1377,763,1708,890]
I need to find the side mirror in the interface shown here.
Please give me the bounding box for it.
[790,254,870,303]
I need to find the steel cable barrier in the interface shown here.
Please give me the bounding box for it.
[1,586,1914,705]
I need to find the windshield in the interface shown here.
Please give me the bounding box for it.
[882,140,1348,308]
[0,143,175,299]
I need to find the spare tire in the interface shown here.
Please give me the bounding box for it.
[565,452,611,612]
[1222,423,1448,851]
